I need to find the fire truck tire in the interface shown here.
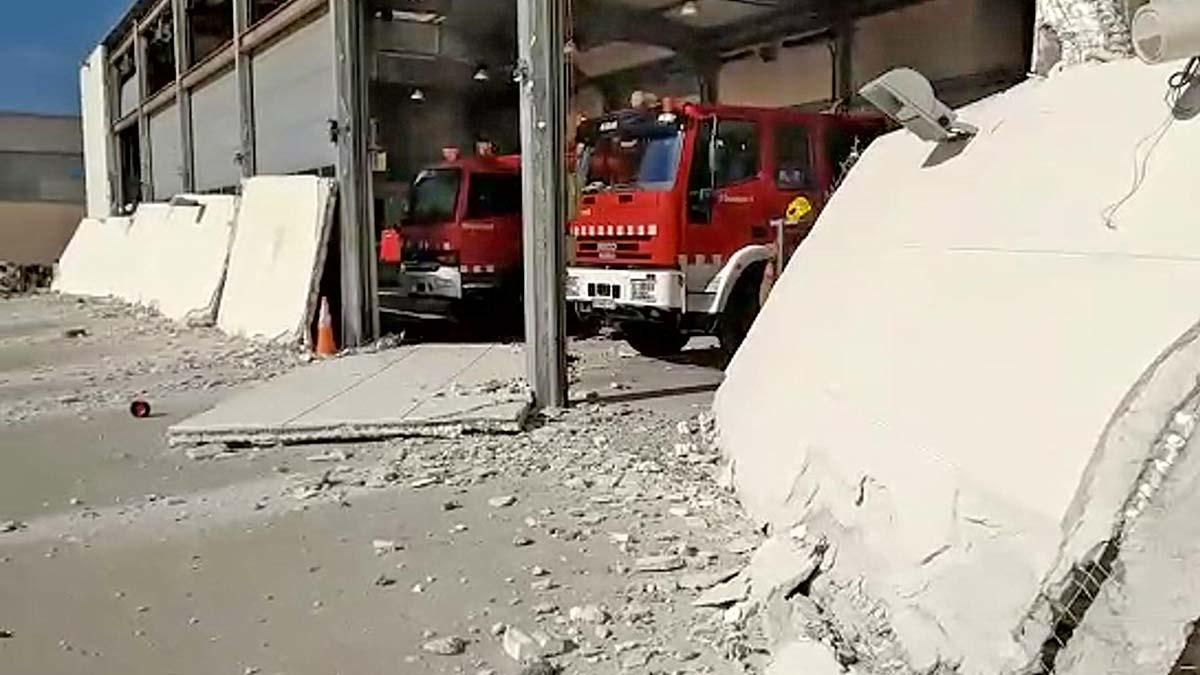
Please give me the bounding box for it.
[718,263,765,357]
[623,322,689,358]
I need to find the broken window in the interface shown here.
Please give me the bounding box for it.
[117,126,143,211]
[142,11,177,95]
[187,0,234,66]
[251,0,292,25]
[113,50,139,120]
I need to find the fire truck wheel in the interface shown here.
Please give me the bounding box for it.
[623,322,689,358]
[718,264,765,357]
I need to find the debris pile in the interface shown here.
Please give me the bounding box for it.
[0,295,301,425]
[0,262,53,296]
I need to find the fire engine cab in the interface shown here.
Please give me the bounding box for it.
[378,150,523,325]
[567,102,888,357]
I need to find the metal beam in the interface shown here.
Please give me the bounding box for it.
[708,0,930,53]
[573,0,699,53]
[331,0,378,347]
[233,0,256,178]
[172,0,195,192]
[517,0,569,410]
[134,23,153,202]
[833,15,854,103]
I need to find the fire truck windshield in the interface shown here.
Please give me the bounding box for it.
[407,168,461,224]
[579,129,682,193]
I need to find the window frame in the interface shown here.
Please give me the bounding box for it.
[773,122,815,190]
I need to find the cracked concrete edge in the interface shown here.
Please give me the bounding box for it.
[1013,319,1200,662]
[165,406,533,448]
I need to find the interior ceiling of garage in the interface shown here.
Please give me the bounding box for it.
[572,0,929,77]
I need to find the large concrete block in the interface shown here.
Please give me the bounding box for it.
[217,176,335,343]
[53,215,134,297]
[138,196,237,323]
[54,196,235,325]
[716,58,1200,674]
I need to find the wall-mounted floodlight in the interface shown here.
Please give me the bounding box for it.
[1132,0,1200,64]
[1132,0,1200,121]
[858,68,977,142]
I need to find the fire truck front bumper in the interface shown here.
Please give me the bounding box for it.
[378,266,464,321]
[566,267,685,315]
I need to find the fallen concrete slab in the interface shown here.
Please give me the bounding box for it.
[168,343,530,446]
[715,58,1200,674]
[53,196,236,324]
[216,176,335,343]
[137,196,237,324]
[53,216,133,298]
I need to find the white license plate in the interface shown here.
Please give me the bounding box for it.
[593,298,617,310]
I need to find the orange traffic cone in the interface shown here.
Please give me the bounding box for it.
[315,297,337,357]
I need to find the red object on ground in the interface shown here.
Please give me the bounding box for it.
[130,400,151,418]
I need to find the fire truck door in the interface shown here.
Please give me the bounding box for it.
[684,118,765,288]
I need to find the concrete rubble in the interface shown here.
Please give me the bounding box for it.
[0,295,300,427]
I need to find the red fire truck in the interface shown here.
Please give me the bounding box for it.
[567,102,888,357]
[378,152,523,326]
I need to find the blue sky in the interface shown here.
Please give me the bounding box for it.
[0,0,131,115]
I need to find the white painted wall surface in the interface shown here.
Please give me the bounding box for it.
[715,59,1200,674]
[80,46,113,219]
[149,104,184,199]
[191,70,242,192]
[217,176,334,343]
[55,196,237,324]
[716,0,1028,109]
[252,14,337,175]
[718,43,832,108]
[853,0,1028,86]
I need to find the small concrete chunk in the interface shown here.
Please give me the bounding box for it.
[568,605,610,624]
[422,635,467,656]
[489,495,518,508]
[765,638,847,675]
[693,576,751,608]
[635,555,685,573]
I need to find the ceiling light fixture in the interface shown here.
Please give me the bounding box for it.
[680,1,699,17]
[473,65,490,82]
[410,88,426,102]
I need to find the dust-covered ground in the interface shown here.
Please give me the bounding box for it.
[1,293,763,675]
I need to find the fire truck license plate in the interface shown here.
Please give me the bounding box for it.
[593,298,616,309]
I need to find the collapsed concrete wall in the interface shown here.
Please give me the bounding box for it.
[715,58,1200,674]
[54,196,237,324]
[216,176,335,344]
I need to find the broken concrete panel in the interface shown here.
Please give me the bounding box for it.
[136,196,237,323]
[53,216,133,298]
[693,576,751,608]
[745,536,819,604]
[54,197,235,324]
[1054,420,1200,674]
[217,176,335,343]
[168,344,530,447]
[716,58,1200,674]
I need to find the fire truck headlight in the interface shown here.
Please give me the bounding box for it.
[630,276,657,303]
[566,275,581,298]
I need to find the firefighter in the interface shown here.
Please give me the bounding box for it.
[760,196,813,306]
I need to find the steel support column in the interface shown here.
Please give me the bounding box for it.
[134,25,154,201]
[834,21,855,103]
[172,0,195,192]
[331,0,378,347]
[517,0,569,409]
[233,0,256,178]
